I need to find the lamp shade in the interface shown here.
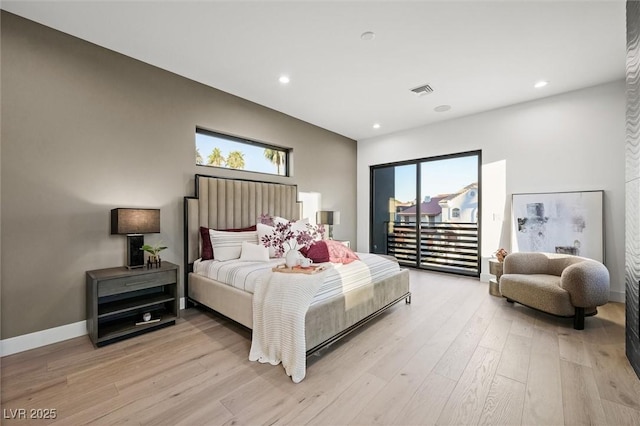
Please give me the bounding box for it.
[111,208,160,235]
[316,211,340,226]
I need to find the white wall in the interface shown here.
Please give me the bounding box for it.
[357,81,626,301]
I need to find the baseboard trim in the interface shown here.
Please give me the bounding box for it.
[2,299,188,357]
[1,321,87,357]
[609,290,625,303]
[480,273,492,283]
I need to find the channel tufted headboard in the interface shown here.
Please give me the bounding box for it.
[184,175,301,269]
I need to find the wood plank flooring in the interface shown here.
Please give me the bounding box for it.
[1,270,639,425]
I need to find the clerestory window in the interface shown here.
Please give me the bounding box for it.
[196,128,289,176]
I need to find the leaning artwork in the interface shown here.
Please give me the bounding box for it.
[511,190,604,262]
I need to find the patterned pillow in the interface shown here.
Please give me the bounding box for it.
[325,240,360,264]
[258,219,324,258]
[257,223,278,258]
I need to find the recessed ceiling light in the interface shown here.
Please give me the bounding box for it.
[534,80,549,89]
[373,123,381,129]
[434,105,451,112]
[279,75,290,84]
[361,31,376,41]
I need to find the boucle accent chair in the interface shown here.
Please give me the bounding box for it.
[500,252,610,330]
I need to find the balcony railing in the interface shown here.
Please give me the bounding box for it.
[386,221,479,276]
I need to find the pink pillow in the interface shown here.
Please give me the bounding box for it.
[300,241,330,263]
[325,240,359,264]
[199,225,257,260]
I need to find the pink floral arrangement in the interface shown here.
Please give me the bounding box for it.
[494,248,508,262]
[260,220,325,257]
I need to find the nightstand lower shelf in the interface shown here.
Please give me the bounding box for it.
[98,293,176,318]
[97,312,177,346]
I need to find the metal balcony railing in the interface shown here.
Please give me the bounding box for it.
[386,221,479,276]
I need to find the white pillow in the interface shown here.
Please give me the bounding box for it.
[272,215,288,225]
[209,230,258,261]
[239,241,270,262]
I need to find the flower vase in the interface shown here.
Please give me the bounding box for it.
[147,255,160,269]
[285,249,301,268]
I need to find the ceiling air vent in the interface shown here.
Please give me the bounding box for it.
[411,84,434,96]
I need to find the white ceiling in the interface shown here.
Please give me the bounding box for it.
[2,1,627,141]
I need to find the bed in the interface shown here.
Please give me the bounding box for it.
[183,174,411,355]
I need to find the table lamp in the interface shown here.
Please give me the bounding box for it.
[111,208,160,268]
[316,210,340,239]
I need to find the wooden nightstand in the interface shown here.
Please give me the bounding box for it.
[488,259,503,297]
[86,262,179,347]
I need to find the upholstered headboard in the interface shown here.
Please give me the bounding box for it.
[184,175,301,267]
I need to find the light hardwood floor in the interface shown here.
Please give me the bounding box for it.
[2,270,639,425]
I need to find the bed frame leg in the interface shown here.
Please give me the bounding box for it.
[405,294,412,304]
[574,307,585,330]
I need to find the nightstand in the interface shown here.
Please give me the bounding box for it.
[86,262,179,347]
[488,259,503,297]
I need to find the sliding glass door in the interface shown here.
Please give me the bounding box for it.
[371,151,481,276]
[371,164,417,257]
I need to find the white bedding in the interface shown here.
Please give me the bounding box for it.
[249,269,327,383]
[193,252,400,306]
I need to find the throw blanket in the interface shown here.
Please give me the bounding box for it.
[249,269,327,383]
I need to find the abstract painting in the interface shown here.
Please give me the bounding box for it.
[511,190,604,262]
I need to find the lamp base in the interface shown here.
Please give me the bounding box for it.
[127,235,145,269]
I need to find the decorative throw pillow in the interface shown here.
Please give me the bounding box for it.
[300,241,330,263]
[200,226,215,260]
[239,241,269,262]
[287,219,311,251]
[258,219,322,257]
[325,240,360,264]
[200,225,256,260]
[258,220,296,257]
[272,215,287,225]
[257,223,278,258]
[209,230,258,261]
[258,214,303,227]
[258,213,274,226]
[258,213,284,227]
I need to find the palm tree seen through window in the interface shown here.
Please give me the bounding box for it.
[196,128,288,176]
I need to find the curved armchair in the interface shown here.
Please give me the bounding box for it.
[500,252,609,329]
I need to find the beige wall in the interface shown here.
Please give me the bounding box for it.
[0,12,356,339]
